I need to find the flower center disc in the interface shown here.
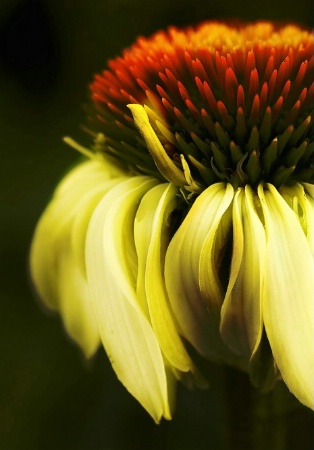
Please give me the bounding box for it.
[89,22,314,190]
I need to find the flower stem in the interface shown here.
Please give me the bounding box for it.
[223,368,314,449]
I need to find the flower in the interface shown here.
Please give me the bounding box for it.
[30,21,314,422]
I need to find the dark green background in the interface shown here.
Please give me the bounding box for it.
[1,1,313,449]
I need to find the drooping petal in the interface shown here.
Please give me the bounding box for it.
[258,183,314,409]
[280,183,314,256]
[30,159,127,357]
[165,183,243,366]
[57,251,100,358]
[220,186,265,360]
[198,185,234,310]
[302,188,314,255]
[86,176,173,422]
[134,183,199,375]
[30,158,126,307]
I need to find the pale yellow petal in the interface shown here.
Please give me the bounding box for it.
[57,251,99,358]
[165,183,242,366]
[280,183,314,256]
[30,159,123,309]
[220,186,265,359]
[30,159,126,356]
[134,183,196,372]
[258,183,314,409]
[198,183,234,308]
[86,176,173,422]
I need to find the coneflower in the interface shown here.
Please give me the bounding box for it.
[30,21,314,422]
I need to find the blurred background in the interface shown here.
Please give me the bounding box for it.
[0,1,313,449]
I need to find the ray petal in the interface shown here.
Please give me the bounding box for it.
[280,183,314,256]
[258,183,314,410]
[134,183,199,374]
[165,183,242,365]
[220,186,265,360]
[86,176,173,422]
[30,159,126,357]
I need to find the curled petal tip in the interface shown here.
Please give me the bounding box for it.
[128,104,187,187]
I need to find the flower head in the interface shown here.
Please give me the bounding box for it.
[31,21,314,422]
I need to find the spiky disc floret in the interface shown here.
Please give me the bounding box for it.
[89,22,314,189]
